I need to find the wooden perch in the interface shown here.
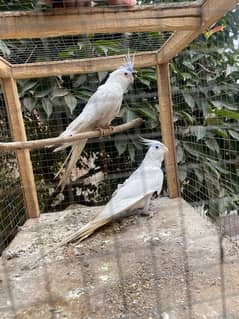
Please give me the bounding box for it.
[0,118,144,152]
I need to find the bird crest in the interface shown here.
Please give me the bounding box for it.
[139,137,168,151]
[122,51,135,73]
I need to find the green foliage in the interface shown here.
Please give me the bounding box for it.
[0,5,238,217]
[172,9,239,217]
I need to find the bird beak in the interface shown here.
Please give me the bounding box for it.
[164,145,169,153]
[129,73,134,84]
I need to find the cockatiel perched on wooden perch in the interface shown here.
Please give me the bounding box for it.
[53,54,135,191]
[64,138,168,243]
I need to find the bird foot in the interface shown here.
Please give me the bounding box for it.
[96,126,114,137]
[140,209,155,218]
[148,211,155,219]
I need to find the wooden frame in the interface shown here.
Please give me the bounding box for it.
[0,0,237,217]
[11,51,158,79]
[157,63,180,198]
[0,2,202,39]
[1,76,40,218]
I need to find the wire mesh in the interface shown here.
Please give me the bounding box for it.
[0,5,239,319]
[172,11,239,246]
[19,66,163,212]
[0,88,26,253]
[0,32,171,64]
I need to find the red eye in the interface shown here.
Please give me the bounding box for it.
[124,72,128,76]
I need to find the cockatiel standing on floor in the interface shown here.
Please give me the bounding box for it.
[64,138,168,243]
[53,55,135,191]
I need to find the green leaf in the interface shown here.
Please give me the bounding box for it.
[214,128,228,139]
[176,145,184,163]
[190,126,207,141]
[135,107,157,122]
[183,143,200,158]
[73,75,87,88]
[211,100,225,109]
[211,100,238,111]
[20,80,37,96]
[182,61,195,70]
[41,98,53,118]
[176,111,194,124]
[138,78,151,87]
[64,94,78,115]
[35,88,51,98]
[22,97,36,112]
[214,108,239,120]
[178,166,187,182]
[0,40,10,57]
[128,143,135,162]
[115,136,127,156]
[208,160,230,175]
[205,138,220,154]
[125,109,138,122]
[182,93,195,109]
[98,72,108,83]
[226,64,238,76]
[51,88,69,99]
[229,130,239,140]
[193,167,204,183]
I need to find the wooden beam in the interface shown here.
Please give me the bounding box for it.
[0,57,12,78]
[201,0,238,28]
[157,30,199,64]
[1,77,40,218]
[12,51,157,79]
[157,0,238,64]
[156,63,180,198]
[0,118,143,151]
[0,4,201,40]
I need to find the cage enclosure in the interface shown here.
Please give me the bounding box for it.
[0,0,239,318]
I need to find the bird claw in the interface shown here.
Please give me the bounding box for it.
[96,126,113,137]
[148,211,155,219]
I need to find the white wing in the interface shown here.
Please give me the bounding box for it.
[60,84,123,136]
[94,165,163,222]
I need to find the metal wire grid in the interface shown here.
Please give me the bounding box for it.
[172,43,239,245]
[0,32,171,65]
[20,68,163,212]
[0,90,26,253]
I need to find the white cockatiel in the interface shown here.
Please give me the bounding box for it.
[64,138,168,243]
[54,55,135,191]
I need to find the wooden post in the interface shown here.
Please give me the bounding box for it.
[1,77,40,218]
[156,63,180,198]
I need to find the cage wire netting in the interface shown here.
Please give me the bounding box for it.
[0,19,171,252]
[0,88,26,254]
[172,10,239,245]
[0,32,172,65]
[0,3,239,319]
[21,67,163,213]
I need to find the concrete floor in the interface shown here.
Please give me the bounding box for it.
[1,197,239,319]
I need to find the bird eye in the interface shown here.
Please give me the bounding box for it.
[124,72,128,76]
[155,146,159,149]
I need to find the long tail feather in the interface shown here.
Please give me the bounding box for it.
[54,142,72,152]
[55,148,73,179]
[57,139,87,191]
[64,216,112,244]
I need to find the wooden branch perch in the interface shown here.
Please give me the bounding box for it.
[0,118,144,152]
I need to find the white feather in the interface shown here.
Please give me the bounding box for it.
[54,55,135,191]
[63,139,167,243]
